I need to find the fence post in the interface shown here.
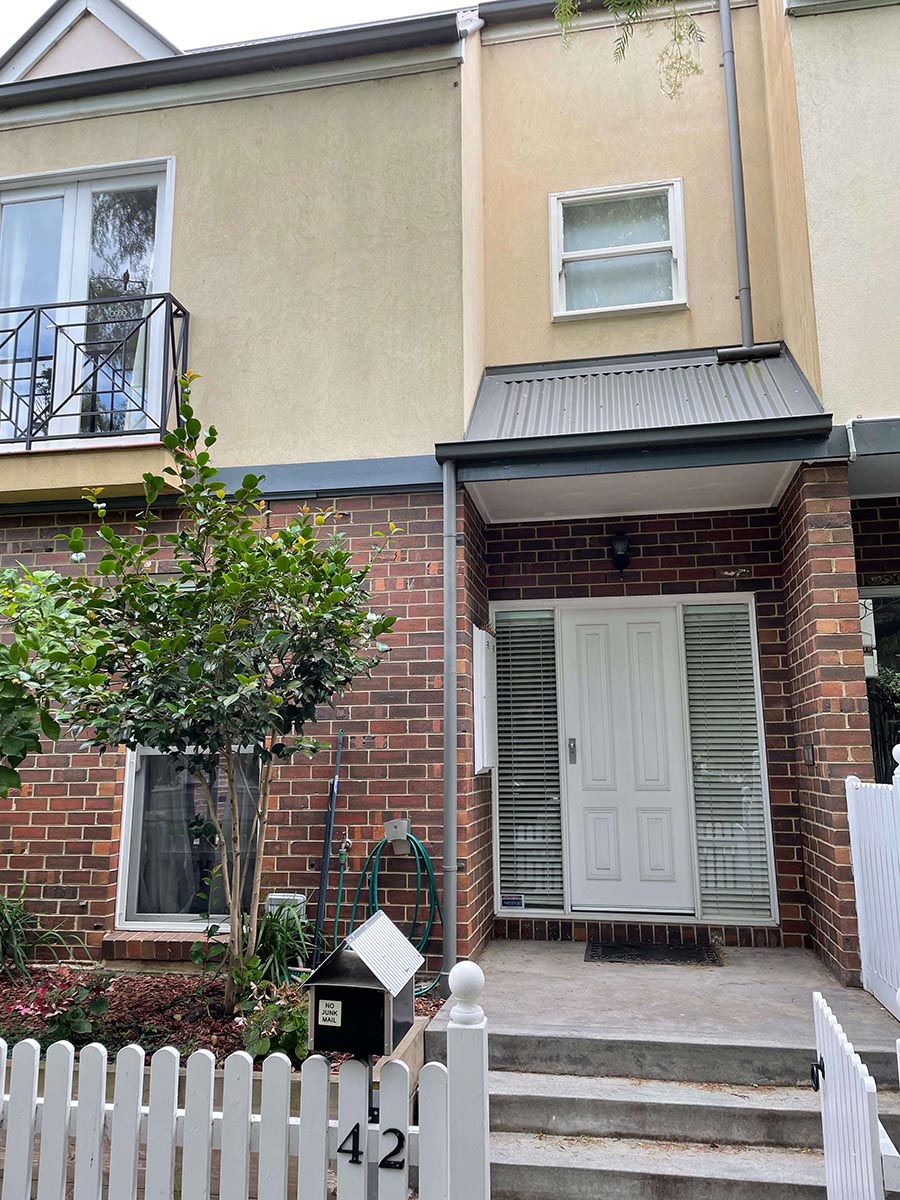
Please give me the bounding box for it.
[447,961,490,1200]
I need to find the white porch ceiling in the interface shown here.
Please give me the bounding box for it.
[467,460,799,523]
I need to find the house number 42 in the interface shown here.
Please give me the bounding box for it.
[336,1123,406,1169]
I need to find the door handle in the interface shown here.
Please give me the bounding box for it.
[568,737,577,764]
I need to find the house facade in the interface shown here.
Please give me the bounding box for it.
[0,0,896,987]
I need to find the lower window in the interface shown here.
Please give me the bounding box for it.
[121,749,258,925]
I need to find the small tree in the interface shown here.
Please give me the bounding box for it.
[0,373,395,1012]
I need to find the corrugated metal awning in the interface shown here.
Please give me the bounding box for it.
[464,345,824,444]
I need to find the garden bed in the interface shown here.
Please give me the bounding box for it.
[0,968,445,1066]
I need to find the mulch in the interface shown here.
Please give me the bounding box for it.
[0,968,446,1067]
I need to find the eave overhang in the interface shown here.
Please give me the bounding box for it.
[0,11,468,110]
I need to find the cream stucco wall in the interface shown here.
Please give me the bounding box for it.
[790,5,900,421]
[481,9,781,365]
[24,13,144,79]
[757,0,820,392]
[0,69,467,469]
[460,31,486,425]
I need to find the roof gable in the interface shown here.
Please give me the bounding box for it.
[0,0,179,84]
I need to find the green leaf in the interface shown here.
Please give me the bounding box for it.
[0,766,21,793]
[39,710,61,741]
[188,661,202,681]
[132,640,151,654]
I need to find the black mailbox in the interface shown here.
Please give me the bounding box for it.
[304,910,424,1057]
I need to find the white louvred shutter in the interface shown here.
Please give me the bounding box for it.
[683,604,774,921]
[495,610,564,911]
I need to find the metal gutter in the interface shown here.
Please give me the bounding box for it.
[440,459,458,994]
[0,11,466,109]
[479,0,605,22]
[436,413,835,464]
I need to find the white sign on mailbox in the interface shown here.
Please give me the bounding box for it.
[318,998,342,1027]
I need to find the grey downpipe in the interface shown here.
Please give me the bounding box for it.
[441,458,458,991]
[719,0,754,349]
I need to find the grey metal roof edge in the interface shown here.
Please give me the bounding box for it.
[439,413,835,463]
[0,0,181,74]
[0,10,466,109]
[458,426,851,484]
[0,453,443,516]
[480,344,734,382]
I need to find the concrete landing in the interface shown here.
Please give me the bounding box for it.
[448,942,900,1052]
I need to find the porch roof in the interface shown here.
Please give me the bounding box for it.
[461,344,826,447]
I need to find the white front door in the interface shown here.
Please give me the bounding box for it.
[561,606,695,913]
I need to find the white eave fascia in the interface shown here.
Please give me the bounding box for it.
[0,0,178,86]
[0,40,466,131]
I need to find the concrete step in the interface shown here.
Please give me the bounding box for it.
[490,1132,826,1199]
[489,1069,900,1149]
[426,1025,900,1087]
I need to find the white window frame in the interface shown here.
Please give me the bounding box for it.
[0,157,175,452]
[549,178,688,321]
[116,745,258,932]
[473,624,497,775]
[488,593,778,927]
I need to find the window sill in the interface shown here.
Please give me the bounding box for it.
[551,299,688,323]
[101,929,224,963]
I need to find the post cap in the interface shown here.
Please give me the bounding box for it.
[449,960,484,1003]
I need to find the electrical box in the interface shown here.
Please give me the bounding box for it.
[303,911,423,1057]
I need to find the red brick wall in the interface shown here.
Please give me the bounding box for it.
[458,492,493,960]
[852,497,900,587]
[779,464,873,983]
[483,507,807,948]
[0,490,484,969]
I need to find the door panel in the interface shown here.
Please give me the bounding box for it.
[562,606,695,913]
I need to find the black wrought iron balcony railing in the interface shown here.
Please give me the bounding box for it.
[0,293,189,451]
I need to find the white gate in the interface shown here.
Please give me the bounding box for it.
[846,747,900,1021]
[813,991,900,1198]
[0,961,490,1200]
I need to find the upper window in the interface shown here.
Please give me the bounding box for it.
[549,180,687,320]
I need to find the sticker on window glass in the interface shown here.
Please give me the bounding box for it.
[500,894,525,909]
[319,999,342,1027]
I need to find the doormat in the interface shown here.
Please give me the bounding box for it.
[584,941,723,966]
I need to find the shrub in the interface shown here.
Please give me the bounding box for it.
[0,886,83,978]
[8,969,112,1044]
[239,982,308,1063]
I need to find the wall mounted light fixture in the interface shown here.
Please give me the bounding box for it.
[610,533,632,578]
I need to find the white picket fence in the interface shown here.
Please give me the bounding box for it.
[846,747,900,1021]
[0,960,490,1200]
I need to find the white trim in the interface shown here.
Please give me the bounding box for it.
[860,586,900,598]
[0,0,176,87]
[549,179,688,321]
[489,593,780,926]
[0,44,465,132]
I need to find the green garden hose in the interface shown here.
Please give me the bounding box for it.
[333,833,444,995]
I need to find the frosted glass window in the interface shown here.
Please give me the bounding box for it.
[551,181,686,316]
[563,193,670,252]
[564,252,674,311]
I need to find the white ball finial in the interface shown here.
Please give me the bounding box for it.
[448,960,485,1026]
[892,745,900,767]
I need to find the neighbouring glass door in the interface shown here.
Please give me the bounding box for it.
[0,169,166,444]
[0,192,66,442]
[75,180,161,434]
[861,591,900,782]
